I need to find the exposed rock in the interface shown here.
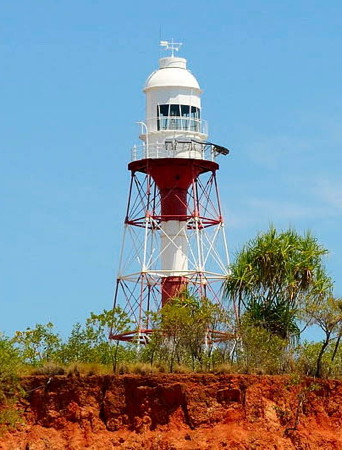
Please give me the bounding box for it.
[0,374,341,449]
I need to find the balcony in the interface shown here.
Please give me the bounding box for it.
[131,139,228,162]
[144,116,208,135]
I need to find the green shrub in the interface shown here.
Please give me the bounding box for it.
[0,405,23,435]
[13,323,61,366]
[295,341,342,378]
[238,325,291,375]
[0,334,24,432]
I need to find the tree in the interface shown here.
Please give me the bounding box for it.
[224,227,332,341]
[147,294,232,371]
[0,334,24,432]
[0,334,23,398]
[237,322,290,374]
[58,308,133,369]
[295,340,342,378]
[302,297,342,377]
[13,322,61,366]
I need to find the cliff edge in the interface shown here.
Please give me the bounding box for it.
[1,374,341,449]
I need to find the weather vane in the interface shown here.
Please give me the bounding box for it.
[160,39,182,57]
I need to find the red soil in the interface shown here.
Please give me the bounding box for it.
[1,374,341,449]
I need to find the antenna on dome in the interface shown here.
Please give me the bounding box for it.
[160,38,182,57]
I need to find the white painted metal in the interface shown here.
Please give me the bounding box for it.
[144,58,200,90]
[117,211,230,284]
[140,51,223,284]
[160,220,188,275]
[139,54,208,155]
[113,48,231,338]
[131,138,216,161]
[160,40,183,57]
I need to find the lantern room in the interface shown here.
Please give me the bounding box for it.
[140,54,208,154]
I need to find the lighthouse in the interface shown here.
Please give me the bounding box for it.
[110,42,230,344]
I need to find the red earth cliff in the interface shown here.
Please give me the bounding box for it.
[0,374,341,449]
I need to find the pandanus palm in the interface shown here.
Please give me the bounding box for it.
[224,227,332,341]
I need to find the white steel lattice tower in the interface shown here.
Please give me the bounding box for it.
[110,43,230,343]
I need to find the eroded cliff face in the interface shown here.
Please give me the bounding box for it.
[1,374,341,449]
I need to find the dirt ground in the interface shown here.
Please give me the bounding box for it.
[1,374,341,449]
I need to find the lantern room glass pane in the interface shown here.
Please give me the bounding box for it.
[157,104,201,131]
[170,104,180,116]
[157,105,169,130]
[181,105,190,117]
[191,106,200,119]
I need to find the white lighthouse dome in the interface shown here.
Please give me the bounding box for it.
[139,51,208,159]
[144,57,201,92]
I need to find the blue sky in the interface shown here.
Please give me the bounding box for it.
[1,1,341,338]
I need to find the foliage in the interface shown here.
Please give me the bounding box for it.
[0,334,24,432]
[64,362,113,377]
[57,308,134,369]
[295,340,342,378]
[237,322,290,374]
[0,335,23,399]
[0,407,23,433]
[13,322,61,366]
[143,294,232,371]
[301,297,342,377]
[1,227,340,380]
[224,227,332,341]
[30,362,66,376]
[117,362,165,375]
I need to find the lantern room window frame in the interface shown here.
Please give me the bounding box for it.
[157,104,201,131]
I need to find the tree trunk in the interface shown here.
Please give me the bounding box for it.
[315,332,330,378]
[112,341,120,373]
[331,334,341,362]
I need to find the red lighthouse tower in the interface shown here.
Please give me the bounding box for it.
[110,42,230,344]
